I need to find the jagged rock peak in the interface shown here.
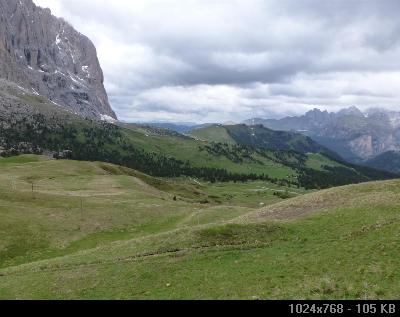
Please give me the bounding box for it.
[304,108,331,121]
[0,0,117,120]
[337,106,364,117]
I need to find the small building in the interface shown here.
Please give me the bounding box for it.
[53,150,73,160]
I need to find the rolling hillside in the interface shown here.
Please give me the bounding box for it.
[0,155,306,271]
[192,124,338,156]
[0,156,399,299]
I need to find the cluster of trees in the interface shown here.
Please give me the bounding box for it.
[266,150,308,167]
[296,166,377,190]
[201,142,309,169]
[225,124,327,155]
[273,190,292,199]
[0,142,42,157]
[200,143,258,164]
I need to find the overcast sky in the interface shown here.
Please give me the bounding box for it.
[34,0,400,123]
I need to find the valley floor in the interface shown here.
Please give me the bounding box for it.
[0,155,399,299]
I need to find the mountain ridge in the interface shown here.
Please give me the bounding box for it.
[190,123,340,158]
[244,107,400,169]
[0,0,116,120]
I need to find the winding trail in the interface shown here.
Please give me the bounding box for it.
[0,240,272,278]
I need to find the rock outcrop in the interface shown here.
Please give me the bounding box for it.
[0,0,117,120]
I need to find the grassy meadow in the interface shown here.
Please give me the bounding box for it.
[0,155,399,299]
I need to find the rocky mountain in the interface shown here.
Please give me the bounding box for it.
[0,0,116,120]
[245,107,400,166]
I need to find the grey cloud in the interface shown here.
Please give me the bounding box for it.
[33,0,400,122]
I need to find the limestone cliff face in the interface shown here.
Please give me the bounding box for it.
[0,0,117,120]
[349,135,374,160]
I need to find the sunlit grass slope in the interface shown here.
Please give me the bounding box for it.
[0,156,399,300]
[0,155,297,270]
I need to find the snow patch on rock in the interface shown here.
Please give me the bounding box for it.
[101,114,117,123]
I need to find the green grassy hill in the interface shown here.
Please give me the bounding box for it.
[190,124,336,156]
[0,156,399,299]
[117,123,295,179]
[0,156,305,270]
[189,124,236,144]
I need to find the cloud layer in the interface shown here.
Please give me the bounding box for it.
[34,0,400,122]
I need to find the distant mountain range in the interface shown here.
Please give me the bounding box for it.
[244,107,400,172]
